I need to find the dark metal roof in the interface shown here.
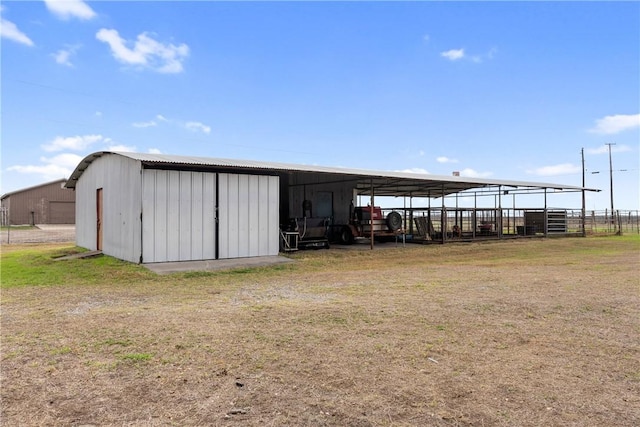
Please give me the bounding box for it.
[65,151,599,197]
[1,178,68,200]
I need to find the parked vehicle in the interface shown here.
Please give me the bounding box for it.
[338,205,403,244]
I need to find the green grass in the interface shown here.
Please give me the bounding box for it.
[120,353,153,362]
[0,245,153,288]
[1,225,37,231]
[2,235,637,290]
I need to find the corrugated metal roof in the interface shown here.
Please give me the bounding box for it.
[65,151,599,196]
[1,178,68,200]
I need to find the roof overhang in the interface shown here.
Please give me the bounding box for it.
[65,151,600,198]
[2,178,69,200]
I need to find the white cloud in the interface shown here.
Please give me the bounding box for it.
[441,48,465,61]
[41,153,84,168]
[96,29,189,74]
[423,34,430,43]
[7,153,83,181]
[44,0,96,20]
[41,134,106,152]
[441,47,497,63]
[148,148,162,154]
[459,168,492,178]
[526,163,581,177]
[0,7,34,46]
[471,47,498,63]
[586,144,632,155]
[135,114,210,134]
[437,156,458,164]
[52,45,80,67]
[398,168,430,174]
[185,121,211,134]
[107,144,136,152]
[588,114,640,135]
[132,120,157,128]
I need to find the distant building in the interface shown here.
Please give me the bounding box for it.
[0,179,75,225]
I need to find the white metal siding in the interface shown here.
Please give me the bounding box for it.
[75,155,142,263]
[142,170,216,263]
[218,173,279,259]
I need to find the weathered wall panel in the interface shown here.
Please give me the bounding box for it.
[167,171,180,261]
[288,173,355,225]
[1,179,75,225]
[49,201,75,223]
[75,155,142,263]
[202,173,216,260]
[268,176,280,255]
[179,171,192,261]
[191,172,204,260]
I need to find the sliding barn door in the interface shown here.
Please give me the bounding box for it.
[142,170,216,263]
[217,173,279,259]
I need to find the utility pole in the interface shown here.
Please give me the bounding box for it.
[606,142,616,231]
[581,148,586,236]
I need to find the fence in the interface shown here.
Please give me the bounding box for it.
[1,224,76,245]
[583,210,639,235]
[392,208,638,241]
[0,209,637,245]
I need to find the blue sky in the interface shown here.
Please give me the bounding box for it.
[2,1,639,210]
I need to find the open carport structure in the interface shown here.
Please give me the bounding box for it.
[66,151,598,263]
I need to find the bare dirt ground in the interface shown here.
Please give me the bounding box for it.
[1,237,639,426]
[0,225,75,244]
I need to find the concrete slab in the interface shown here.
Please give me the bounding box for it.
[143,255,295,275]
[36,224,76,231]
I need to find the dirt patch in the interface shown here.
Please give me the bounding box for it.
[1,225,75,244]
[1,237,639,426]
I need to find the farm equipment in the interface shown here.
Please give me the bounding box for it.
[281,216,330,251]
[338,205,403,245]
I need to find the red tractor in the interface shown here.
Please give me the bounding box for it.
[339,205,403,244]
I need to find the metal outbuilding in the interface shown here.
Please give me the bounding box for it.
[66,151,597,263]
[1,179,75,226]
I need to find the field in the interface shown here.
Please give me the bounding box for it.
[1,236,639,426]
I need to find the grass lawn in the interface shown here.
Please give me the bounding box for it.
[1,236,639,426]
